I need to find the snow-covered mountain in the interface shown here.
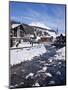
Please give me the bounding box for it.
[29,22,51,30]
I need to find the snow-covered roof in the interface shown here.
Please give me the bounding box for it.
[29,22,51,30]
[11,24,20,29]
[46,30,56,38]
[56,33,65,37]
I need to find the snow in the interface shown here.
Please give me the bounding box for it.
[29,22,57,38]
[33,82,40,86]
[56,71,61,75]
[30,35,34,38]
[10,40,65,66]
[54,47,65,60]
[37,66,47,73]
[10,44,46,65]
[56,33,65,37]
[29,22,51,30]
[46,30,56,38]
[42,67,47,71]
[45,73,52,77]
[35,36,41,41]
[48,47,65,61]
[25,73,34,79]
[49,81,55,85]
[12,41,40,48]
[12,24,20,29]
[18,42,31,47]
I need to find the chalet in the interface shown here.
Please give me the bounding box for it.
[10,23,57,47]
[10,24,25,47]
[10,24,26,38]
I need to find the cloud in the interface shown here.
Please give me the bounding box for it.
[22,16,32,20]
[10,2,65,33]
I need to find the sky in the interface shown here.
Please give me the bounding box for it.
[10,1,66,33]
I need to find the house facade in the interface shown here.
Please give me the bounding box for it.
[10,23,57,47]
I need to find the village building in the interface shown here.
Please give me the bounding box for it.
[10,23,57,47]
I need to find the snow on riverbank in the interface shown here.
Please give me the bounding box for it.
[48,47,65,62]
[12,41,41,49]
[10,44,46,65]
[12,42,31,48]
[55,47,65,60]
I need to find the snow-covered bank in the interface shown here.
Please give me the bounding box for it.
[10,43,65,66]
[55,47,65,60]
[10,46,66,88]
[10,44,46,65]
[48,47,65,62]
[12,41,31,48]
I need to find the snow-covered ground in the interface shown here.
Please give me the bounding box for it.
[55,47,65,60]
[10,42,65,66]
[10,44,46,65]
[10,45,66,88]
[12,41,40,48]
[48,47,65,62]
[12,42,31,48]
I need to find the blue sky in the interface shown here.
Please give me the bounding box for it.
[10,1,66,33]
